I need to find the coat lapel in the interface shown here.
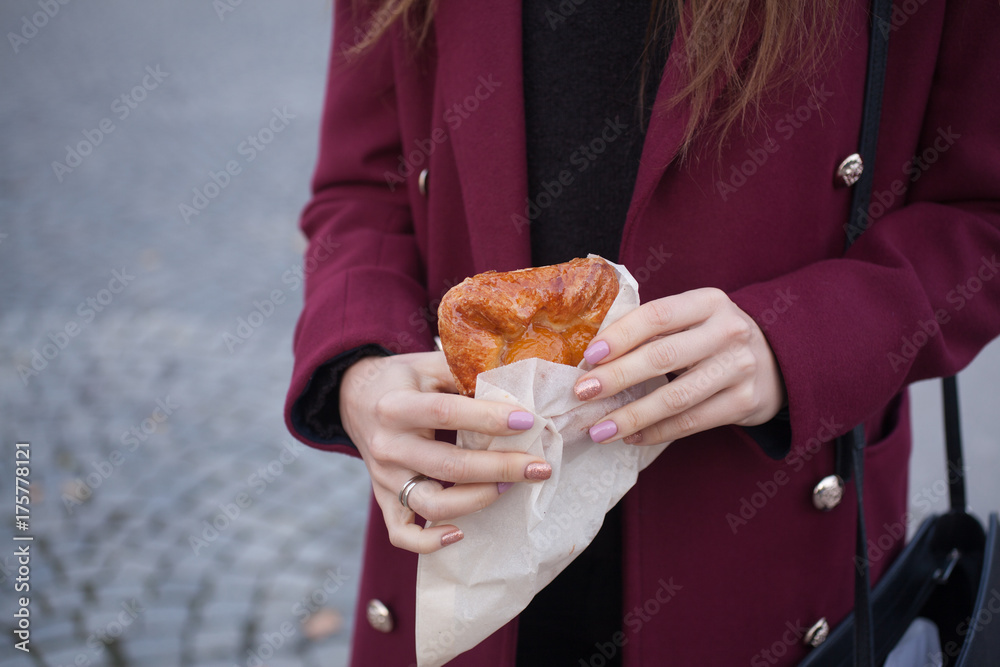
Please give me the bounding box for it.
[434,3,758,271]
[626,10,760,240]
[434,2,530,273]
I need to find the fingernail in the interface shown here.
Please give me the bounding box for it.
[623,432,643,444]
[524,462,552,480]
[589,420,619,443]
[583,340,610,364]
[497,481,514,494]
[441,529,464,546]
[508,411,534,430]
[574,377,602,401]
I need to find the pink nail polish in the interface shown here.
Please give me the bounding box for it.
[497,481,513,494]
[589,420,619,443]
[524,462,552,480]
[574,377,602,401]
[508,411,534,430]
[623,432,643,444]
[441,529,464,546]
[584,340,610,364]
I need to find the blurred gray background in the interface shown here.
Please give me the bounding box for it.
[0,2,997,666]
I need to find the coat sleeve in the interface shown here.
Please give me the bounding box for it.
[729,0,1000,458]
[284,2,434,455]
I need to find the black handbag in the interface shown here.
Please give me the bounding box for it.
[800,0,1000,664]
[800,380,1000,666]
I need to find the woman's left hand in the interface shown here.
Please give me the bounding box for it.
[573,287,787,446]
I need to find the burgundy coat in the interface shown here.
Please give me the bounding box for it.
[285,0,1000,664]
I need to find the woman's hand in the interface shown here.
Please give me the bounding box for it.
[340,351,551,554]
[572,288,786,446]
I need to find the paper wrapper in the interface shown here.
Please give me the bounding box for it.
[414,258,670,666]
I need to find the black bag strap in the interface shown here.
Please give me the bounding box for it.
[848,425,875,666]
[943,375,967,512]
[845,0,892,251]
[840,0,893,661]
[840,0,969,664]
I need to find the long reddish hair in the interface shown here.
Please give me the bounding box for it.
[352,0,841,157]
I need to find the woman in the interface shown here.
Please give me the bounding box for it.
[285,0,1000,664]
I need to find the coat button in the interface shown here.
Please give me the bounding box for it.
[812,475,845,511]
[835,153,863,187]
[804,617,830,647]
[366,599,394,633]
[418,168,429,197]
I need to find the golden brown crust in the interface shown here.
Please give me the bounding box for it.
[438,257,619,397]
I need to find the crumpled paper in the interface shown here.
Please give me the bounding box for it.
[414,258,670,666]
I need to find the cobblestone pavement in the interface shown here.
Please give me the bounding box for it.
[1,2,368,665]
[1,2,999,667]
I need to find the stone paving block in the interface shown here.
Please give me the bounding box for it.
[35,645,94,667]
[124,633,184,666]
[198,601,252,634]
[190,628,245,661]
[28,617,77,644]
[150,577,203,602]
[208,582,257,609]
[139,604,190,636]
[96,576,152,608]
[304,641,351,667]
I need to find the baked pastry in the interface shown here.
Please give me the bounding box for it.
[438,257,618,397]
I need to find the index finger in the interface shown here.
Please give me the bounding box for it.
[389,436,552,485]
[381,390,538,435]
[583,287,721,365]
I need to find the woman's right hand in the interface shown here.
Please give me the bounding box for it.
[339,351,551,554]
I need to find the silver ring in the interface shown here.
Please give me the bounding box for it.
[398,474,430,511]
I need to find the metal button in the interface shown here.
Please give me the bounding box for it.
[804,617,830,647]
[835,153,863,187]
[812,475,845,511]
[366,599,394,633]
[418,168,429,197]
